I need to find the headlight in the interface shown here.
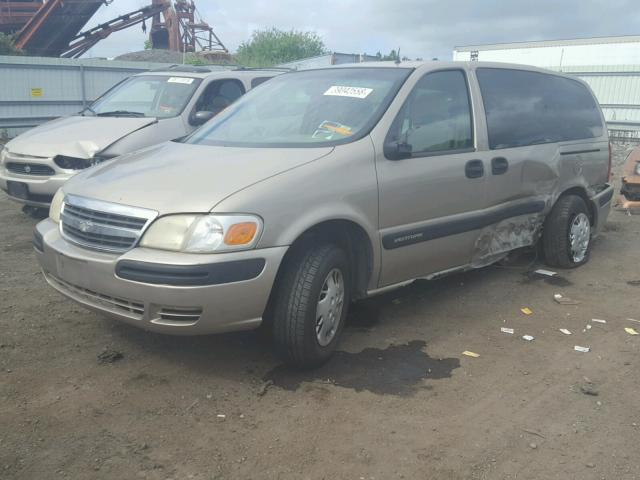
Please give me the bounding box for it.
[49,188,65,223]
[0,146,7,165]
[140,214,262,253]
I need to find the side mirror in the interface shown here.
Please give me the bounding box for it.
[192,111,215,126]
[384,141,413,160]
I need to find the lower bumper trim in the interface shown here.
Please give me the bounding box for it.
[115,258,266,286]
[32,228,44,252]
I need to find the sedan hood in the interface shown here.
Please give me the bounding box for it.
[65,141,334,214]
[6,115,157,159]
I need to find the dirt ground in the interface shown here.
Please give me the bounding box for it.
[1,145,639,480]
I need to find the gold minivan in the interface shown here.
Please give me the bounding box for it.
[33,61,614,367]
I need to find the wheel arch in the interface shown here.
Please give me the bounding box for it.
[553,186,596,225]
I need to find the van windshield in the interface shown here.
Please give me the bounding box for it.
[89,75,201,119]
[186,67,412,147]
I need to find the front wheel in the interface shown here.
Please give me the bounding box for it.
[272,242,351,369]
[542,195,592,268]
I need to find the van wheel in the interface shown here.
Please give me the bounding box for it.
[542,195,592,268]
[272,242,350,369]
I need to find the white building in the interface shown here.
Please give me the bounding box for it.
[453,35,640,139]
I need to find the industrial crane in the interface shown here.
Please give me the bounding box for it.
[0,0,227,58]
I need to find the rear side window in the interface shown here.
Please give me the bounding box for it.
[477,68,604,149]
[387,70,474,155]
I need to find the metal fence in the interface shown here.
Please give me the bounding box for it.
[0,55,173,139]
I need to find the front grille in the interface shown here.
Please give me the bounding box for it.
[60,194,157,253]
[46,273,145,319]
[62,222,138,250]
[63,203,148,230]
[6,162,55,176]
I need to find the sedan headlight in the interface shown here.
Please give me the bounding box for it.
[0,146,7,166]
[140,214,262,253]
[49,188,65,223]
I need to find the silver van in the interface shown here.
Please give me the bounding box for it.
[0,67,280,208]
[34,62,614,368]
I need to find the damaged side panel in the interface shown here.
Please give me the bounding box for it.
[472,212,545,267]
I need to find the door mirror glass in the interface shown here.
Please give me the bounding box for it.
[192,111,215,126]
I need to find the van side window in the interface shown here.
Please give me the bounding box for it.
[193,79,245,118]
[387,70,474,155]
[477,68,604,149]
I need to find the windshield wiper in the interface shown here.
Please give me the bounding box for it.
[96,110,146,118]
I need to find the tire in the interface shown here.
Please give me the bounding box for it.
[542,195,592,268]
[272,242,351,369]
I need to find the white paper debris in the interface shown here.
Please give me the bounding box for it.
[574,346,590,353]
[522,335,535,342]
[501,327,515,334]
[559,328,572,335]
[592,319,607,324]
[535,269,557,277]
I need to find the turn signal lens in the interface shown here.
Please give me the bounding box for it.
[224,222,258,245]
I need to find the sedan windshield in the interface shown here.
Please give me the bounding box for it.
[186,67,412,147]
[89,75,201,118]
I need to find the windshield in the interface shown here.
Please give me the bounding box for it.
[186,67,412,147]
[89,75,202,118]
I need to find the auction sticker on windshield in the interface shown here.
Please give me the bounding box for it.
[324,85,373,99]
[168,77,195,84]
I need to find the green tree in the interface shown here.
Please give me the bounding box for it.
[184,53,206,66]
[235,28,326,67]
[380,49,399,61]
[0,33,23,56]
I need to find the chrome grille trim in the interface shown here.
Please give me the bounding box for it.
[60,194,158,253]
[46,273,145,320]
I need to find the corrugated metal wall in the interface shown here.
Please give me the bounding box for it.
[0,55,173,139]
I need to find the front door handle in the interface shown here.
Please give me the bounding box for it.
[465,159,484,179]
[491,157,509,175]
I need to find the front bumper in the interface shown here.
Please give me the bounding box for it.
[34,219,287,335]
[617,176,640,209]
[0,166,74,207]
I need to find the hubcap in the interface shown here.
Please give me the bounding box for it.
[569,212,590,263]
[315,268,345,347]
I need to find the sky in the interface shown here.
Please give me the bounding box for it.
[83,0,640,60]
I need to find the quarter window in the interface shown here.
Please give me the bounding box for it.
[387,70,474,155]
[251,77,272,88]
[477,68,604,149]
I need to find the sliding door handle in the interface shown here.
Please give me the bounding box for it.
[465,159,484,179]
[491,157,509,175]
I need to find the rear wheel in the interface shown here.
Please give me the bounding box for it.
[272,242,350,369]
[542,195,592,268]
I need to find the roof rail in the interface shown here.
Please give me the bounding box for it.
[232,66,295,72]
[149,64,216,73]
